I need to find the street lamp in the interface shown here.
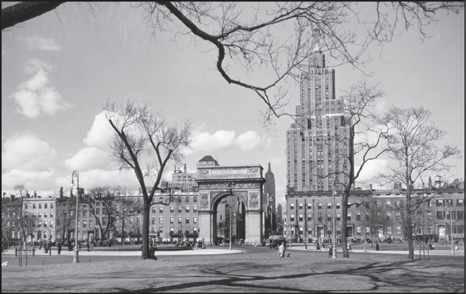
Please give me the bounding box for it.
[447,205,455,256]
[71,170,79,263]
[332,190,337,259]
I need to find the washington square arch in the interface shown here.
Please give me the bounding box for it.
[195,156,266,245]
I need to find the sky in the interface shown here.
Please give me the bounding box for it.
[2,3,464,209]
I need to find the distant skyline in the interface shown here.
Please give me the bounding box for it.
[2,3,464,209]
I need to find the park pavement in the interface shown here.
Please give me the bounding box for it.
[2,247,242,257]
[288,244,464,256]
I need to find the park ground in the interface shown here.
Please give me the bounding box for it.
[1,244,464,293]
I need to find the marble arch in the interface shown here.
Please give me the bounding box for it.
[195,165,265,245]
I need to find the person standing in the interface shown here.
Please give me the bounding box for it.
[278,242,285,258]
[376,241,380,251]
[44,240,48,253]
[87,241,90,251]
[39,239,43,250]
[57,240,62,255]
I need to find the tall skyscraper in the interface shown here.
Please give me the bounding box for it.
[286,36,350,193]
[263,162,276,235]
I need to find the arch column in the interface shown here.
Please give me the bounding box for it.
[244,210,262,245]
[198,210,213,245]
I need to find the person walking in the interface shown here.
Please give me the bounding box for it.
[87,241,90,251]
[376,241,380,251]
[57,240,62,255]
[328,243,333,258]
[278,242,285,258]
[44,240,48,253]
[39,239,43,250]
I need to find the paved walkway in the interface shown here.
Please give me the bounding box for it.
[2,247,242,257]
[288,245,464,256]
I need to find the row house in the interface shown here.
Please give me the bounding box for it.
[284,187,464,243]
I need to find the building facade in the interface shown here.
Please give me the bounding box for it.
[284,187,464,243]
[286,48,350,193]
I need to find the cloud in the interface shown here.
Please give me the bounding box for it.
[236,131,262,151]
[24,36,61,51]
[355,158,389,182]
[2,131,57,172]
[11,60,70,118]
[83,112,114,149]
[184,130,236,156]
[64,147,110,171]
[2,168,57,192]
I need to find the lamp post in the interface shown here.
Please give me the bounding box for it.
[71,170,79,263]
[332,190,337,259]
[447,206,455,256]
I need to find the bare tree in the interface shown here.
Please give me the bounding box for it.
[358,199,394,246]
[13,184,25,197]
[313,79,388,258]
[104,100,193,259]
[85,186,118,244]
[379,106,462,259]
[20,213,40,243]
[2,2,463,125]
[113,197,142,246]
[56,198,82,244]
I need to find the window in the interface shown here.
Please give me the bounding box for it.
[24,204,28,209]
[347,213,351,221]
[39,204,42,209]
[436,211,445,219]
[299,214,303,221]
[457,199,464,206]
[39,212,42,217]
[290,203,295,210]
[193,206,198,212]
[33,204,36,209]
[386,212,391,220]
[318,213,322,222]
[185,218,190,224]
[193,217,198,224]
[83,221,87,228]
[44,204,48,209]
[194,197,197,203]
[336,202,340,209]
[44,222,47,228]
[366,227,370,233]
[159,217,163,224]
[185,197,190,203]
[308,229,312,235]
[151,207,156,213]
[44,212,48,218]
[178,217,182,224]
[178,206,182,213]
[356,213,361,221]
[307,214,312,221]
[152,218,156,224]
[298,203,303,210]
[386,201,391,209]
[327,203,332,209]
[327,213,331,221]
[318,203,322,209]
[396,213,400,220]
[290,214,295,222]
[170,206,174,213]
[356,227,361,234]
[396,226,401,234]
[307,203,312,209]
[436,199,444,207]
[387,227,392,234]
[170,217,174,224]
[185,206,190,213]
[299,227,304,234]
[50,203,54,209]
[159,207,163,213]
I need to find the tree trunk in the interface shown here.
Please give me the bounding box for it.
[341,191,349,258]
[406,194,414,259]
[141,202,150,259]
[121,220,125,247]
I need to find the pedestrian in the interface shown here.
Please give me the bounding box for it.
[322,242,325,250]
[39,239,43,250]
[347,242,352,252]
[278,242,285,258]
[57,241,62,255]
[149,243,158,260]
[376,241,380,251]
[328,243,333,258]
[316,241,320,251]
[304,242,307,250]
[44,241,48,253]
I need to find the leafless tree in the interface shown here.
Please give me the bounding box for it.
[85,186,119,244]
[2,2,463,125]
[307,79,388,258]
[13,184,25,197]
[104,100,193,259]
[379,106,462,259]
[20,213,40,243]
[113,197,142,246]
[56,198,82,244]
[358,199,395,246]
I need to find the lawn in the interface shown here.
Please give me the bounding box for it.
[2,256,464,293]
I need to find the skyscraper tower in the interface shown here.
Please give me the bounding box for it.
[263,162,276,236]
[286,31,350,193]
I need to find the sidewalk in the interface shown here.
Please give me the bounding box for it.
[2,248,242,257]
[288,245,464,256]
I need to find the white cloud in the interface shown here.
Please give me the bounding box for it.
[185,130,236,156]
[24,36,61,51]
[236,131,262,151]
[83,112,114,149]
[355,158,389,182]
[2,168,57,192]
[2,131,57,171]
[11,60,70,118]
[64,147,110,171]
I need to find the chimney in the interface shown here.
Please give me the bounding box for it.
[369,184,373,191]
[184,163,187,173]
[59,187,63,200]
[34,190,37,198]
